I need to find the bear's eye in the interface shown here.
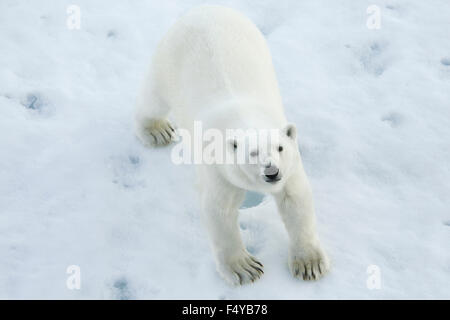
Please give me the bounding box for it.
[278,145,283,152]
[250,150,258,157]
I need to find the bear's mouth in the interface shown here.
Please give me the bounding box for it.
[264,177,281,184]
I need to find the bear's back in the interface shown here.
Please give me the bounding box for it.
[151,5,285,128]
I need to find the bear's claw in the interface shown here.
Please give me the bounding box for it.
[218,252,264,286]
[138,118,176,147]
[289,243,329,281]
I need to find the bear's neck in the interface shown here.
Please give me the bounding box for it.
[199,98,287,132]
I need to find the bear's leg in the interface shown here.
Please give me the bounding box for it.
[135,86,176,147]
[200,171,264,285]
[273,164,330,281]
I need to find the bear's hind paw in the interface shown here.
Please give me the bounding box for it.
[136,118,176,147]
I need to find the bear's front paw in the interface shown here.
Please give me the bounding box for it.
[216,251,264,286]
[289,242,330,281]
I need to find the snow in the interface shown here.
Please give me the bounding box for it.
[1,0,449,299]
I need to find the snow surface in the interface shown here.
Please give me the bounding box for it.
[1,0,449,299]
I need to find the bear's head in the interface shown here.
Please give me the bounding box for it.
[223,124,299,193]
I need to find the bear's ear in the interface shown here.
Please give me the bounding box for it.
[283,123,297,140]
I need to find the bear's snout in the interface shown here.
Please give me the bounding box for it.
[264,166,280,182]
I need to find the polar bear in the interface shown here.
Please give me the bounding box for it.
[135,5,329,285]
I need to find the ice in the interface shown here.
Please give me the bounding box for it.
[0,0,449,299]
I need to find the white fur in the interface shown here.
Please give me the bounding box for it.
[135,5,329,285]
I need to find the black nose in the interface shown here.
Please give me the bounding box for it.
[264,167,279,180]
